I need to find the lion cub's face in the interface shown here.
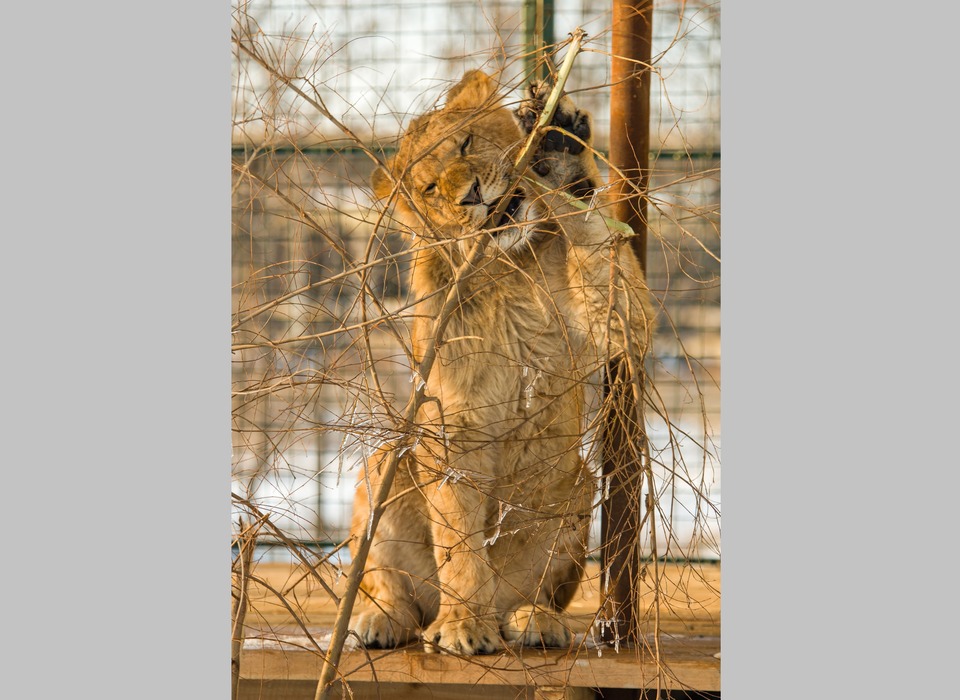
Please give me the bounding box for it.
[372,71,544,252]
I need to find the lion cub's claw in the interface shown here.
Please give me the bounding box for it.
[423,614,502,655]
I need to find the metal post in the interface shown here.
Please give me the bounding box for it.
[610,0,652,269]
[542,0,555,70]
[600,0,653,652]
[523,0,555,82]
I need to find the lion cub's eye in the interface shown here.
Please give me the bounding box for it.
[460,134,472,155]
[422,182,438,196]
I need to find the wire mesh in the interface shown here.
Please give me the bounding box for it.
[231,0,719,562]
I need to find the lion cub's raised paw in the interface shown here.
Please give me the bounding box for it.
[515,80,592,157]
[515,80,598,196]
[423,611,502,655]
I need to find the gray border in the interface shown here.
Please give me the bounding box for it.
[724,2,958,697]
[6,2,959,697]
[4,2,231,697]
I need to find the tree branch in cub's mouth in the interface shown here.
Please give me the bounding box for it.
[488,189,525,232]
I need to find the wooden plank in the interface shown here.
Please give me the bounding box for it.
[535,688,594,700]
[238,561,720,693]
[240,680,540,700]
[240,637,720,692]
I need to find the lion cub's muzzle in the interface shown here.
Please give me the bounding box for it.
[459,176,527,233]
[459,178,484,207]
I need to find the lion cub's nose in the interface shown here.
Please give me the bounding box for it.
[459,178,484,206]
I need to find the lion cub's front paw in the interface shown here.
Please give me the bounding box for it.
[423,611,502,655]
[501,607,574,648]
[516,81,592,156]
[351,607,420,649]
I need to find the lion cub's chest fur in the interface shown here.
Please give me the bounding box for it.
[411,237,588,500]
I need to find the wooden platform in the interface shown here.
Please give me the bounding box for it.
[237,560,720,699]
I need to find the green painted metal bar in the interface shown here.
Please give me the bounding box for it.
[523,0,555,82]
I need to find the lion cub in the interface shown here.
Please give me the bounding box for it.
[349,70,655,655]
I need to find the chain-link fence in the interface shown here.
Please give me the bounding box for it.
[231,0,720,561]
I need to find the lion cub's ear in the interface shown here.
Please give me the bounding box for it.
[370,159,396,201]
[446,70,499,110]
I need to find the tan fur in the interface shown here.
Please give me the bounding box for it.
[351,70,655,655]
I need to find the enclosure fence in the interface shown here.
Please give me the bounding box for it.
[232,0,719,559]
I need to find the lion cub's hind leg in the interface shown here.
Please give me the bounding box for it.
[501,606,575,649]
[496,516,590,649]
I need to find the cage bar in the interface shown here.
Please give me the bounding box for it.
[600,0,654,652]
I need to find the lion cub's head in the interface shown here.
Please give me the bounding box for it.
[371,70,546,252]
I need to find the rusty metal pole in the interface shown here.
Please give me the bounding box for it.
[600,0,653,652]
[610,0,652,269]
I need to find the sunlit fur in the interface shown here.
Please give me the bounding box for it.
[351,70,656,655]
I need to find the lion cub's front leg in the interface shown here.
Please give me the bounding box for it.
[349,451,439,649]
[422,474,502,655]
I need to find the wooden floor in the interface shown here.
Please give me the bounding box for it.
[237,560,720,699]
